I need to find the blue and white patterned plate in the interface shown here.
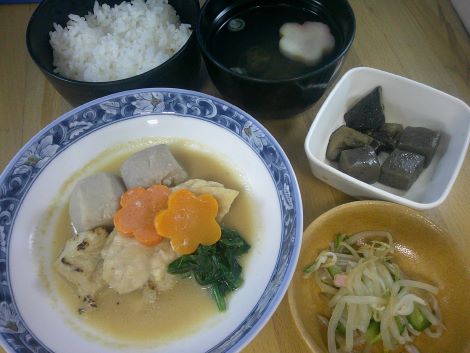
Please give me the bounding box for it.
[0,88,302,353]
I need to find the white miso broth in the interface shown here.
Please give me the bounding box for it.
[48,139,256,344]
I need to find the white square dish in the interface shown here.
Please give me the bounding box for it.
[305,67,470,209]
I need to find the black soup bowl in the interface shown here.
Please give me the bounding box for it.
[26,0,201,107]
[197,0,355,118]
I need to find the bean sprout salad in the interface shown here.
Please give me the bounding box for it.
[303,231,444,353]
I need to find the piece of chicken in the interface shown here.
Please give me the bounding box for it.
[120,144,188,189]
[56,227,109,298]
[69,172,125,233]
[101,230,179,295]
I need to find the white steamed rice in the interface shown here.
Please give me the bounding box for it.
[49,0,192,82]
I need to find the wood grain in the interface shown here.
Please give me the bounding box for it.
[0,1,469,352]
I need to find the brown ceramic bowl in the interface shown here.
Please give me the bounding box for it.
[288,200,470,353]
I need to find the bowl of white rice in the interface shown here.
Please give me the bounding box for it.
[26,0,201,106]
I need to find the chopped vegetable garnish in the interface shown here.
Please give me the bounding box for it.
[327,265,342,278]
[167,227,250,311]
[155,189,221,255]
[365,320,381,344]
[114,184,170,246]
[333,233,345,251]
[408,305,431,331]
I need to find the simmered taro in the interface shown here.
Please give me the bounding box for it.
[120,144,188,189]
[366,123,404,153]
[380,149,425,190]
[398,126,441,167]
[326,126,376,161]
[339,146,380,184]
[69,172,125,233]
[344,87,385,131]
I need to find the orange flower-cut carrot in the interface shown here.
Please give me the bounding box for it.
[114,184,170,246]
[154,189,221,255]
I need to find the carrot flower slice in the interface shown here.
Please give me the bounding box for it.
[154,189,221,255]
[114,184,170,246]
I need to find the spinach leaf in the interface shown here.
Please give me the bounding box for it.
[167,226,250,311]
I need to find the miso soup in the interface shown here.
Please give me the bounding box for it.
[208,2,343,80]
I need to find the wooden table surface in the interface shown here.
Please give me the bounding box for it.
[1,1,469,352]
